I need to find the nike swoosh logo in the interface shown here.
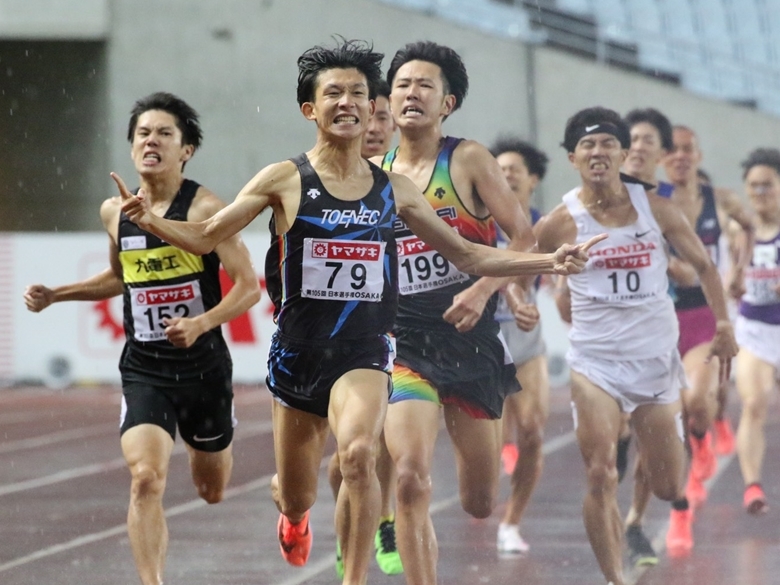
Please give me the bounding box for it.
[635,230,651,238]
[653,391,664,398]
[192,433,225,442]
[585,125,599,132]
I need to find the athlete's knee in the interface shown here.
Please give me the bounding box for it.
[129,463,167,501]
[741,393,768,422]
[394,457,432,507]
[585,459,618,497]
[339,436,376,486]
[517,421,544,455]
[459,487,495,519]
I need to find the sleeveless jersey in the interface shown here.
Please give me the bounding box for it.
[118,179,229,384]
[495,208,541,323]
[563,182,678,359]
[382,136,498,331]
[668,183,721,309]
[264,154,398,341]
[739,229,780,325]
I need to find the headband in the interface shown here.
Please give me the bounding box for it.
[567,122,631,151]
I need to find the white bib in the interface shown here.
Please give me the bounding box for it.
[301,238,386,302]
[396,233,469,295]
[131,281,205,342]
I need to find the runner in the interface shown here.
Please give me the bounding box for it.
[531,106,737,584]
[24,92,261,585]
[489,137,550,554]
[115,39,599,585]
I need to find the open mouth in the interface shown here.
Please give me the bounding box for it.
[334,115,358,125]
[143,152,161,164]
[402,106,423,116]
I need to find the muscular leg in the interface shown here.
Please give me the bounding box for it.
[121,424,175,585]
[681,343,720,435]
[270,400,330,522]
[186,443,233,504]
[330,433,395,517]
[385,399,440,585]
[502,354,549,526]
[625,458,652,527]
[330,369,389,585]
[570,371,625,585]
[736,349,776,486]
[443,404,502,519]
[631,401,687,502]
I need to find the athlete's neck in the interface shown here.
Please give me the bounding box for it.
[579,177,628,210]
[139,173,184,203]
[626,168,657,185]
[396,125,445,165]
[308,137,368,180]
[669,176,700,201]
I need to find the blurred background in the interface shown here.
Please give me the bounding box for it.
[2,0,780,386]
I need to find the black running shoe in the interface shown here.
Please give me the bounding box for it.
[626,524,658,567]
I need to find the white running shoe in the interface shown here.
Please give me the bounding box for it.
[497,523,529,553]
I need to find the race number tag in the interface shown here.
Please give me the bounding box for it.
[396,234,469,295]
[130,281,205,341]
[301,238,386,302]
[745,244,780,304]
[587,250,652,300]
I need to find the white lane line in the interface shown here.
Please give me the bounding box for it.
[0,430,578,576]
[275,431,577,585]
[626,452,736,585]
[0,420,274,497]
[0,423,119,454]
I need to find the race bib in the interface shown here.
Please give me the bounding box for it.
[588,251,654,301]
[396,234,469,295]
[301,238,386,302]
[131,281,205,341]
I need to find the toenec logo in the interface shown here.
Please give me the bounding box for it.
[321,208,380,226]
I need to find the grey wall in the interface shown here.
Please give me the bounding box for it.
[4,0,780,231]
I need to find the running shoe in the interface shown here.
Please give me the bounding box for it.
[335,540,344,579]
[501,443,519,476]
[497,522,530,554]
[665,508,693,554]
[686,472,708,509]
[689,432,717,482]
[713,418,735,456]
[375,518,403,575]
[626,524,658,567]
[277,511,312,567]
[744,483,768,515]
[616,435,631,483]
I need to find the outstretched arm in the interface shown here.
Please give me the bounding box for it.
[24,266,123,312]
[393,173,604,277]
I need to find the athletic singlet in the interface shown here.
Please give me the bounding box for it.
[739,229,780,325]
[264,154,398,341]
[666,183,721,310]
[382,136,498,331]
[118,179,228,383]
[495,208,541,323]
[563,182,678,359]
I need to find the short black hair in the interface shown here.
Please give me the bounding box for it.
[296,38,384,106]
[374,78,391,101]
[490,137,549,180]
[741,147,780,179]
[127,92,203,150]
[387,41,469,115]
[624,108,673,151]
[561,106,630,153]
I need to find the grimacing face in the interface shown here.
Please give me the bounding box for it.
[625,122,666,180]
[390,59,454,129]
[361,95,396,158]
[303,67,374,141]
[569,132,626,186]
[664,127,702,184]
[131,110,193,176]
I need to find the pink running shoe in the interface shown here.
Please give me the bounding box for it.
[278,511,312,567]
[713,418,735,456]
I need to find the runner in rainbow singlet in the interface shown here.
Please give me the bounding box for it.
[380,41,537,585]
[733,148,780,515]
[661,125,754,511]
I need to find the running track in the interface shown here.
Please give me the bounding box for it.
[0,383,778,584]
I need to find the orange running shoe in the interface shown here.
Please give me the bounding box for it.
[278,511,312,567]
[689,432,717,482]
[666,508,693,555]
[501,443,519,476]
[686,472,708,509]
[744,484,768,515]
[713,418,735,456]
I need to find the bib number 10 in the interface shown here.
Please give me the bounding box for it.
[608,270,640,293]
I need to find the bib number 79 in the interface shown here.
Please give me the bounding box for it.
[326,261,367,290]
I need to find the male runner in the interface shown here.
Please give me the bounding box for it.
[325,78,403,578]
[660,125,753,513]
[733,148,780,514]
[379,41,543,585]
[116,39,599,585]
[490,137,550,554]
[532,106,737,585]
[24,92,261,585]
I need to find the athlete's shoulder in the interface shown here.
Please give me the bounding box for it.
[188,185,227,222]
[99,196,123,231]
[534,203,576,251]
